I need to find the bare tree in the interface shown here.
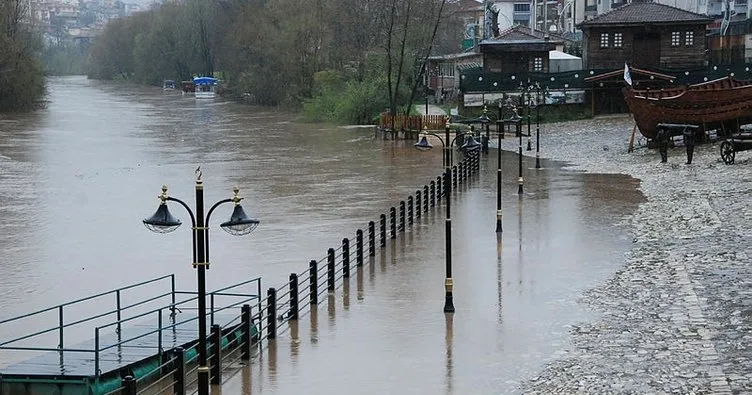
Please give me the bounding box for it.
[378,0,447,115]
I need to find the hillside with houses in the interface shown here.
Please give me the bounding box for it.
[30,0,147,47]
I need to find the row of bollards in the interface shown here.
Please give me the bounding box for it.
[261,152,481,339]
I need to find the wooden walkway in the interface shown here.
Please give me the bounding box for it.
[1,313,238,377]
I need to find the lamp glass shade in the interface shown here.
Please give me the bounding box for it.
[143,203,182,233]
[460,136,481,151]
[220,204,260,236]
[414,136,433,151]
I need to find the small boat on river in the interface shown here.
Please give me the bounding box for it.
[624,76,752,139]
[162,79,177,91]
[193,76,218,99]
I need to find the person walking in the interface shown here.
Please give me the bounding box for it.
[683,126,696,164]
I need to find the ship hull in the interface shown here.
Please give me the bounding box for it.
[624,77,752,139]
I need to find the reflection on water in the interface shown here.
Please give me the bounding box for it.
[0,76,645,394]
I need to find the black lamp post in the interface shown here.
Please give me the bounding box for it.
[415,130,481,312]
[479,105,491,154]
[516,94,525,195]
[534,82,547,170]
[496,115,504,233]
[526,97,532,152]
[496,103,522,232]
[143,170,259,395]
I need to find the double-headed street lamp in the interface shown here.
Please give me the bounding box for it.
[415,125,481,313]
[143,170,259,395]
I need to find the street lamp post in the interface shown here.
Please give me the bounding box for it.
[517,94,524,195]
[496,102,522,233]
[143,170,259,395]
[479,105,491,154]
[535,84,541,169]
[526,97,532,152]
[415,130,481,312]
[496,116,504,233]
[533,82,547,169]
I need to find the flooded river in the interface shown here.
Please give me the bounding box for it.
[0,76,644,394]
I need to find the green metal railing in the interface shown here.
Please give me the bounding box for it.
[0,274,262,378]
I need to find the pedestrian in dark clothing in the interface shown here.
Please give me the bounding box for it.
[683,127,695,164]
[657,127,669,163]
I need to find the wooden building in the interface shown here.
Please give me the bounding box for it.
[479,26,563,73]
[578,0,712,69]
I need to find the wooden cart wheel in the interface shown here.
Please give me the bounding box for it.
[720,140,735,164]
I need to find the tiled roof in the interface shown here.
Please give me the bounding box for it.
[481,25,564,44]
[578,2,713,26]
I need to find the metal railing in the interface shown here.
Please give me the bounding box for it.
[0,274,262,380]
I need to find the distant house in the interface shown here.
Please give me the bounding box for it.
[577,0,713,69]
[479,25,563,73]
[425,52,483,103]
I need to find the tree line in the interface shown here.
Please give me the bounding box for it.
[87,0,462,124]
[0,0,46,112]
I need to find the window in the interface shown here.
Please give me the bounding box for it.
[514,3,530,12]
[600,33,609,48]
[613,32,623,47]
[533,57,543,71]
[685,31,694,46]
[671,31,681,46]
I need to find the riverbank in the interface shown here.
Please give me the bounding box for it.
[496,116,752,393]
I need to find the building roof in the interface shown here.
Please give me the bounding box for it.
[427,52,483,61]
[578,1,713,27]
[480,25,564,46]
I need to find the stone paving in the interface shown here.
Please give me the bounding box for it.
[492,115,752,394]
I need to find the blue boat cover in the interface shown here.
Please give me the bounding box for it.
[193,76,218,85]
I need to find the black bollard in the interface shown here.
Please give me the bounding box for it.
[380,214,386,247]
[210,324,222,384]
[342,238,350,278]
[327,248,335,291]
[423,186,429,212]
[309,260,318,305]
[266,288,276,340]
[123,376,137,395]
[430,181,436,207]
[453,165,458,188]
[437,176,443,200]
[390,207,396,239]
[173,347,186,394]
[289,273,299,320]
[399,201,405,231]
[240,305,251,360]
[408,196,414,225]
[368,221,375,256]
[415,191,422,219]
[356,230,364,266]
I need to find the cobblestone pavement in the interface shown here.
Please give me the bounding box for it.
[494,115,752,394]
